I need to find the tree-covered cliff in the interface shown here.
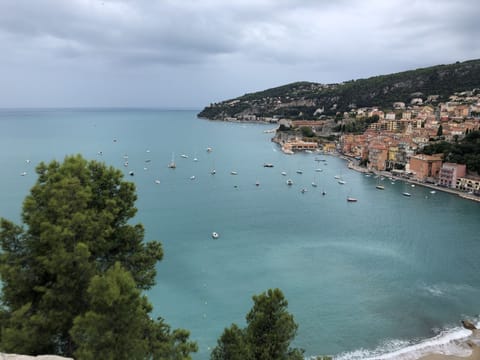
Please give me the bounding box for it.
[198,59,480,120]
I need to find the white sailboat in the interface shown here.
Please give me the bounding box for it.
[168,153,176,168]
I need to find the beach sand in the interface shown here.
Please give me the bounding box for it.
[420,345,480,360]
[419,331,480,360]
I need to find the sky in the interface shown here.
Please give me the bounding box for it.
[0,0,479,108]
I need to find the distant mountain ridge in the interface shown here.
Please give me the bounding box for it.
[198,59,480,120]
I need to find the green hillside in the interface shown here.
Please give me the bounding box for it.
[198,59,480,120]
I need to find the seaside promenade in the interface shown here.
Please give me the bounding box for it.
[344,157,480,203]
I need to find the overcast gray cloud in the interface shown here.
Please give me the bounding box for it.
[0,0,478,107]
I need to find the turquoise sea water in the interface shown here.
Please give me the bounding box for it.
[0,109,479,359]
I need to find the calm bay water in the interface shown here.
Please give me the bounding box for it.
[0,109,479,359]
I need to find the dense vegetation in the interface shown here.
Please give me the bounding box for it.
[420,130,480,173]
[334,115,380,134]
[211,288,304,360]
[198,59,480,120]
[0,155,197,359]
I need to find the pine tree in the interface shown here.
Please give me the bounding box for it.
[211,288,303,360]
[0,155,196,358]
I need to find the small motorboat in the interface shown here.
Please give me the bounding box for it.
[402,192,411,197]
[212,232,219,239]
[347,197,358,202]
[286,179,293,186]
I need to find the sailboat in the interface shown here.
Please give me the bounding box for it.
[376,177,385,190]
[168,153,176,169]
[210,160,216,175]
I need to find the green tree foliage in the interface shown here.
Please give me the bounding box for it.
[0,155,196,358]
[437,124,443,136]
[300,126,315,137]
[334,115,379,134]
[420,131,480,173]
[71,262,151,360]
[211,324,251,360]
[211,288,304,360]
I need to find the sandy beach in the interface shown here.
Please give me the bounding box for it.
[417,330,480,360]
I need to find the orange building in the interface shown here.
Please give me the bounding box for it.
[409,154,443,182]
[367,143,388,171]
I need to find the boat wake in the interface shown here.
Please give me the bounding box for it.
[326,319,480,360]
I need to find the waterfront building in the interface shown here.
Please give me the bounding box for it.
[322,142,336,153]
[456,177,480,194]
[282,139,318,153]
[438,163,467,188]
[367,143,388,171]
[409,154,443,182]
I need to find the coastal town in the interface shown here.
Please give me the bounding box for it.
[241,89,480,200]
